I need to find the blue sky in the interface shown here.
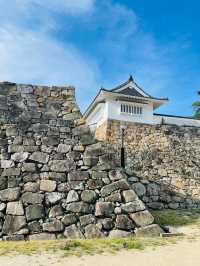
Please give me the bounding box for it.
[0,0,199,116]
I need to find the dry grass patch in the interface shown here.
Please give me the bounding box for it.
[0,237,179,257]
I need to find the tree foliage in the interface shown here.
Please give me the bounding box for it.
[193,99,200,119]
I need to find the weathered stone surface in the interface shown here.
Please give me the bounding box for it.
[29,233,56,241]
[68,171,89,181]
[66,190,79,203]
[132,183,146,197]
[46,192,64,205]
[22,163,36,172]
[3,235,25,241]
[2,168,20,177]
[135,224,164,237]
[2,215,26,234]
[121,200,146,213]
[105,192,122,202]
[109,169,126,181]
[26,204,44,221]
[116,215,134,230]
[101,218,114,230]
[64,224,84,239]
[1,160,14,169]
[29,152,49,164]
[79,214,95,226]
[28,221,41,233]
[43,219,64,232]
[101,180,129,197]
[49,205,63,218]
[81,190,96,203]
[109,230,132,238]
[22,192,44,205]
[40,180,57,192]
[62,214,77,226]
[66,202,93,214]
[95,202,114,217]
[50,159,75,172]
[57,144,71,153]
[6,201,24,216]
[85,224,104,238]
[49,172,67,182]
[23,182,39,192]
[0,177,7,190]
[11,152,29,162]
[0,188,20,202]
[130,210,154,227]
[122,190,138,203]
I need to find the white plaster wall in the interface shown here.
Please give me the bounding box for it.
[153,114,200,127]
[106,99,154,124]
[86,103,107,131]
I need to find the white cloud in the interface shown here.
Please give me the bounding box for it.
[17,0,95,14]
[0,26,99,91]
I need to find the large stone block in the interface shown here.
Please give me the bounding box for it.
[40,180,57,192]
[22,192,44,205]
[81,190,97,203]
[50,159,75,172]
[64,224,84,239]
[11,152,29,162]
[2,215,26,234]
[122,190,138,203]
[84,224,104,238]
[121,200,146,213]
[66,190,79,203]
[46,192,65,205]
[29,152,49,164]
[68,171,89,181]
[95,202,114,217]
[66,202,93,214]
[130,210,154,227]
[101,180,130,197]
[135,224,164,237]
[115,215,134,230]
[1,160,14,169]
[0,188,21,202]
[26,204,44,222]
[6,201,24,216]
[2,168,20,177]
[62,214,77,226]
[43,219,64,232]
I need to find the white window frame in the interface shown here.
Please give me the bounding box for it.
[120,103,143,116]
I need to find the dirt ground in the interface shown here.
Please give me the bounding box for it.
[0,237,199,266]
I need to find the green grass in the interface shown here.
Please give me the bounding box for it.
[152,209,200,227]
[0,237,177,257]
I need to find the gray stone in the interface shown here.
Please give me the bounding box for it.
[81,190,97,203]
[22,192,44,205]
[101,218,114,230]
[2,215,26,234]
[50,159,75,172]
[62,214,77,226]
[83,156,98,167]
[29,233,56,241]
[3,235,25,241]
[147,202,164,210]
[23,182,39,192]
[130,210,154,227]
[29,152,49,164]
[147,183,159,196]
[49,172,67,182]
[57,144,71,153]
[66,202,93,214]
[42,136,59,146]
[66,190,79,203]
[68,171,89,181]
[64,224,84,239]
[135,224,164,237]
[1,160,14,169]
[85,224,104,238]
[95,202,114,217]
[49,205,63,218]
[101,180,130,197]
[79,214,95,226]
[11,152,29,162]
[122,190,138,202]
[28,221,41,233]
[0,188,20,202]
[168,203,179,209]
[22,163,36,172]
[116,215,134,230]
[2,168,20,177]
[0,177,7,190]
[46,192,64,205]
[132,183,146,197]
[108,169,126,181]
[6,201,24,216]
[43,219,64,232]
[105,192,122,202]
[26,204,44,221]
[40,180,57,192]
[0,203,6,212]
[121,200,146,213]
[109,230,132,238]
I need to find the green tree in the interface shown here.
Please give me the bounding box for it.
[193,92,200,119]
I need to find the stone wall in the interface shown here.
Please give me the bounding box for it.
[0,82,162,241]
[95,119,200,209]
